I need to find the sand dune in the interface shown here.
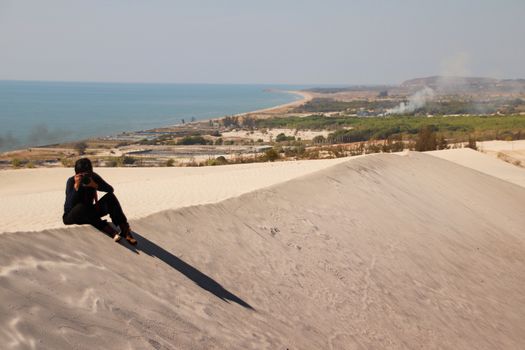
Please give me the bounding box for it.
[429,148,525,188]
[1,152,525,349]
[0,158,349,234]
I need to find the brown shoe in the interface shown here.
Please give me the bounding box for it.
[125,233,137,246]
[119,222,137,245]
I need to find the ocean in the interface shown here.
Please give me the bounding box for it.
[0,80,305,152]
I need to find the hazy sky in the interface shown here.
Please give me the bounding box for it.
[1,0,523,84]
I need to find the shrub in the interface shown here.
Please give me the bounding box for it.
[206,156,228,166]
[177,136,208,145]
[215,156,228,164]
[11,158,21,168]
[106,158,118,167]
[264,148,280,162]
[121,156,136,165]
[275,133,295,142]
[312,135,326,144]
[74,142,88,155]
[415,126,437,151]
[166,158,175,167]
[437,135,448,150]
[61,158,74,167]
[467,136,477,150]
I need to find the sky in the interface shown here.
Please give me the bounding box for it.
[0,0,524,85]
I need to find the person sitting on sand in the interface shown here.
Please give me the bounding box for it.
[62,158,137,245]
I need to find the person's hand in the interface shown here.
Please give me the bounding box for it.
[85,177,98,189]
[73,174,83,191]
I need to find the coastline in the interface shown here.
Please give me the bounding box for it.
[0,83,308,154]
[234,90,313,117]
[1,88,310,158]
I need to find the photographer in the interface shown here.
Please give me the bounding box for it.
[63,158,137,245]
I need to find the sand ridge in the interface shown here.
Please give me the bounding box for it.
[0,158,350,233]
[429,148,525,188]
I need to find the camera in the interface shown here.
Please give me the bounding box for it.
[81,174,92,186]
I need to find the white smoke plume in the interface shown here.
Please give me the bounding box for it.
[437,52,470,93]
[387,87,435,115]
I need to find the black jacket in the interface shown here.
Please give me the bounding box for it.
[63,172,113,215]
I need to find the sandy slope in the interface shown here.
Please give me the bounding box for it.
[1,152,525,349]
[0,158,349,234]
[429,148,525,188]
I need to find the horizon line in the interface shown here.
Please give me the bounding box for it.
[0,78,401,87]
[1,75,523,87]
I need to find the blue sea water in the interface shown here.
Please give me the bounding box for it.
[0,80,305,152]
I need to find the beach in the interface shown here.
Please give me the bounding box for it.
[234,90,314,117]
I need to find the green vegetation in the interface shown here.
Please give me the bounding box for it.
[263,148,280,162]
[414,126,448,151]
[120,156,136,165]
[254,114,348,130]
[11,158,21,168]
[467,136,477,150]
[275,133,295,142]
[205,156,229,166]
[60,158,74,167]
[177,135,211,145]
[74,142,88,155]
[254,114,525,142]
[293,98,398,113]
[292,97,525,115]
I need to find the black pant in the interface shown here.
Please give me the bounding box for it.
[63,193,127,231]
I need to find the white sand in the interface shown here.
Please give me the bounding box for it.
[1,152,525,349]
[476,140,525,165]
[0,158,349,233]
[477,139,525,152]
[428,148,525,188]
[221,128,329,142]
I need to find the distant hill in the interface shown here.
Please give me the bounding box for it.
[400,76,525,93]
[306,76,525,95]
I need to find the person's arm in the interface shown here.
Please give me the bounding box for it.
[64,177,81,212]
[91,172,114,193]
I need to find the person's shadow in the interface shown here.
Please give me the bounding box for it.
[115,231,254,310]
